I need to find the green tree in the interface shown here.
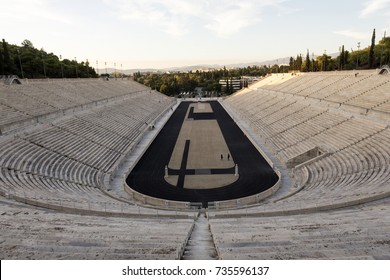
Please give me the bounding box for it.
[317,53,331,71]
[223,66,228,77]
[289,57,294,71]
[22,39,34,48]
[0,44,4,75]
[295,54,302,71]
[304,50,311,72]
[229,79,234,94]
[339,45,345,70]
[225,79,230,94]
[312,59,318,72]
[2,39,17,74]
[376,36,390,66]
[0,38,97,78]
[369,28,376,68]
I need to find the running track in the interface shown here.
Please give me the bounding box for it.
[126,101,279,204]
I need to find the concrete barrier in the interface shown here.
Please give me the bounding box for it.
[210,189,390,219]
[214,169,281,209]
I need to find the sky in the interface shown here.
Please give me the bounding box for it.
[1,0,390,69]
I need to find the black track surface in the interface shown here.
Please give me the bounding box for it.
[126,101,279,203]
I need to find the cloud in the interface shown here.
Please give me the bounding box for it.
[0,0,71,24]
[104,0,291,37]
[204,2,260,37]
[334,29,371,40]
[360,0,390,17]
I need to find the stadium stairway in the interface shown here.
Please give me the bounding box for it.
[181,212,218,260]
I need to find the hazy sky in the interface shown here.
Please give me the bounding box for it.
[1,0,389,69]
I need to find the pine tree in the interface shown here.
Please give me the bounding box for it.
[311,59,316,72]
[2,39,12,74]
[369,29,376,68]
[340,45,345,70]
[289,57,294,71]
[0,44,4,75]
[296,54,303,71]
[305,50,311,72]
[225,79,230,94]
[344,50,349,67]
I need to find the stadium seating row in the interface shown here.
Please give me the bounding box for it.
[0,196,194,259]
[1,73,389,260]
[0,79,151,133]
[210,198,390,259]
[258,71,390,113]
[0,79,177,217]
[222,71,390,214]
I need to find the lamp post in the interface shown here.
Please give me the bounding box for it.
[74,57,78,78]
[60,55,64,78]
[356,42,360,69]
[86,59,89,78]
[312,52,315,72]
[96,60,99,76]
[114,62,117,80]
[380,31,385,67]
[41,52,47,78]
[323,50,326,71]
[17,48,24,79]
[339,46,341,70]
[105,62,107,76]
[121,64,123,80]
[293,59,295,73]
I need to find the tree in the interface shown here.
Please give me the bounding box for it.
[376,36,390,66]
[229,79,234,94]
[289,57,294,71]
[225,79,230,94]
[22,39,34,48]
[317,53,331,71]
[312,59,318,72]
[223,66,228,77]
[0,44,4,75]
[305,50,311,72]
[295,54,302,71]
[369,28,376,68]
[2,39,17,74]
[339,45,345,70]
[0,38,98,78]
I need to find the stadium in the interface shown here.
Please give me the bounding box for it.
[1,68,389,260]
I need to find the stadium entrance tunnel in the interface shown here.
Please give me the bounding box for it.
[125,101,280,209]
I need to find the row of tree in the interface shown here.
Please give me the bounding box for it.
[2,29,390,94]
[0,39,97,78]
[135,29,390,96]
[288,29,390,72]
[133,66,274,96]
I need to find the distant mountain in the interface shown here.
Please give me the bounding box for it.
[99,53,339,74]
[97,67,161,75]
